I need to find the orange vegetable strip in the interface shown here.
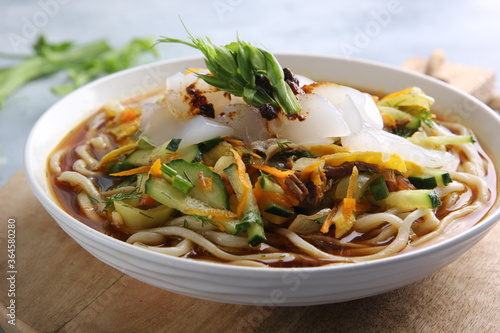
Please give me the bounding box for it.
[118,108,139,123]
[321,205,338,234]
[139,193,157,206]
[335,198,357,238]
[260,191,292,208]
[342,197,357,215]
[109,165,150,177]
[185,67,205,74]
[183,208,237,219]
[198,172,213,191]
[223,137,246,147]
[236,188,249,218]
[149,158,163,178]
[251,164,295,178]
[231,149,252,189]
[345,166,359,199]
[299,161,323,183]
[274,177,300,206]
[310,168,324,187]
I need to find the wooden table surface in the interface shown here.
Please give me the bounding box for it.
[0,170,499,333]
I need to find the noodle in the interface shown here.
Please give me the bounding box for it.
[75,145,99,169]
[72,159,100,177]
[49,149,65,174]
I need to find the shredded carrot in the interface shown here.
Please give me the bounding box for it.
[321,205,338,233]
[346,166,359,199]
[149,158,163,178]
[198,172,213,191]
[321,167,359,236]
[251,164,295,178]
[253,182,292,208]
[299,161,324,183]
[162,153,182,164]
[381,113,396,128]
[335,198,357,238]
[109,165,150,177]
[236,188,249,218]
[342,197,357,215]
[185,67,205,74]
[231,149,252,189]
[118,108,139,123]
[310,168,325,187]
[183,208,237,219]
[380,87,415,100]
[223,137,245,147]
[139,193,157,206]
[96,143,137,169]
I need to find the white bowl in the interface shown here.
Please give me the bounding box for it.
[25,54,500,306]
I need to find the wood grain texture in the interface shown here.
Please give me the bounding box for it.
[0,170,499,333]
[401,56,495,104]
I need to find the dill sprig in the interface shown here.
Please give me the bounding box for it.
[104,189,142,210]
[276,140,292,153]
[157,28,301,115]
[188,214,218,227]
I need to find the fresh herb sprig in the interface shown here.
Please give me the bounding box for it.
[189,214,218,227]
[157,30,301,115]
[104,189,142,210]
[0,35,157,107]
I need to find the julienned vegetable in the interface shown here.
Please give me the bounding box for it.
[0,35,157,107]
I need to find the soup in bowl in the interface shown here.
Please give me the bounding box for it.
[25,53,500,305]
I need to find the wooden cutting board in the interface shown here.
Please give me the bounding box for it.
[0,170,499,333]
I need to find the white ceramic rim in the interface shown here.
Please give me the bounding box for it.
[24,53,500,279]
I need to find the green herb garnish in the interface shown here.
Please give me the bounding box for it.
[189,214,218,227]
[0,35,157,107]
[276,141,292,153]
[104,189,142,210]
[157,28,301,115]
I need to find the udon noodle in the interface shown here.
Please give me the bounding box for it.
[48,65,495,268]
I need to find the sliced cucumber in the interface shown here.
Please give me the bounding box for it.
[145,176,222,214]
[125,143,202,167]
[378,88,435,110]
[260,175,284,194]
[177,144,202,162]
[246,222,267,247]
[166,137,182,151]
[409,134,475,149]
[166,159,229,210]
[408,168,452,189]
[334,173,374,200]
[137,138,156,150]
[381,189,441,209]
[114,200,174,229]
[106,160,136,174]
[124,149,151,167]
[198,136,222,152]
[379,106,420,130]
[263,202,294,218]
